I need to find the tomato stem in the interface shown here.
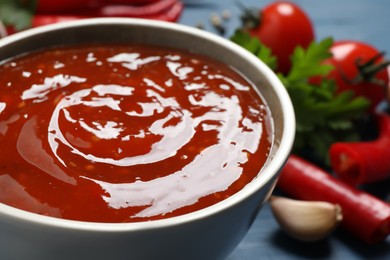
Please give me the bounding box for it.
[351,51,390,86]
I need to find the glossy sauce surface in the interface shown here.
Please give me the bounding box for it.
[0,44,272,222]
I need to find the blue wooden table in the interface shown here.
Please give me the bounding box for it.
[179,0,390,259]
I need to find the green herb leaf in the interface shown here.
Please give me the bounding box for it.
[230,34,370,164]
[230,29,277,71]
[0,0,37,31]
[282,38,370,162]
[287,37,334,82]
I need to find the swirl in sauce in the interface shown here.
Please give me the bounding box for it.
[0,44,272,222]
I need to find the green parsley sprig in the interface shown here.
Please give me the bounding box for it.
[0,0,36,31]
[231,30,370,164]
[230,30,277,71]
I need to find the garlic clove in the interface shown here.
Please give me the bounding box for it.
[269,196,343,242]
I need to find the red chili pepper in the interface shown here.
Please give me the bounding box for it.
[31,15,89,28]
[5,26,15,36]
[36,0,103,13]
[6,0,183,33]
[329,113,390,186]
[103,0,161,4]
[81,0,179,18]
[277,154,390,244]
[140,1,183,22]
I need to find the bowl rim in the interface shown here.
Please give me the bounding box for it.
[0,18,295,232]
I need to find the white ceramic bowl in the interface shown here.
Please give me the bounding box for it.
[0,18,295,260]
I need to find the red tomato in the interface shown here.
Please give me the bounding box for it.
[247,2,314,74]
[325,41,389,113]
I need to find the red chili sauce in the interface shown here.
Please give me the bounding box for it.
[0,44,272,223]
